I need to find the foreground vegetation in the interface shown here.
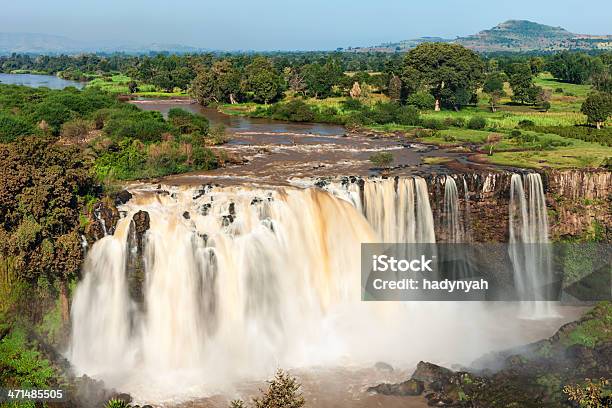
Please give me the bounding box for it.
[0,84,221,182]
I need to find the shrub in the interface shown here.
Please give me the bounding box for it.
[105,399,129,408]
[0,113,35,142]
[396,106,421,126]
[29,102,74,135]
[230,370,305,408]
[344,111,372,128]
[61,119,93,142]
[422,118,448,130]
[168,108,209,134]
[207,124,228,145]
[368,102,401,124]
[467,116,487,130]
[554,87,564,93]
[443,117,465,128]
[510,130,522,138]
[369,151,394,168]
[518,119,535,129]
[269,100,315,122]
[341,98,364,111]
[406,92,436,110]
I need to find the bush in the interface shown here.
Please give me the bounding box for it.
[369,151,394,168]
[467,116,487,130]
[344,111,372,128]
[60,119,93,142]
[518,119,535,129]
[443,117,466,128]
[270,100,315,122]
[368,102,401,124]
[422,118,448,130]
[341,98,364,111]
[0,113,35,142]
[510,130,522,138]
[396,106,421,126]
[168,108,209,134]
[406,92,436,110]
[230,369,305,408]
[554,87,564,93]
[207,124,228,145]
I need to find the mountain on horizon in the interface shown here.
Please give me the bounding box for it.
[352,20,612,53]
[2,20,612,55]
[0,32,207,55]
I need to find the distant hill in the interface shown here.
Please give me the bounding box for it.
[0,33,82,54]
[456,20,612,52]
[351,20,612,53]
[0,32,207,55]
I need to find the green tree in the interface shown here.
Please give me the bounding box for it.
[302,58,343,99]
[192,60,242,105]
[483,72,506,112]
[581,92,612,129]
[508,63,539,105]
[401,43,484,111]
[548,52,604,84]
[242,57,284,104]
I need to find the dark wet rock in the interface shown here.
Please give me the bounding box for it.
[67,375,131,408]
[86,199,119,241]
[368,379,424,396]
[183,211,191,220]
[126,210,150,306]
[199,203,212,216]
[374,361,394,372]
[133,210,150,236]
[411,361,453,385]
[222,214,234,226]
[114,189,132,205]
[229,202,236,216]
[115,393,132,403]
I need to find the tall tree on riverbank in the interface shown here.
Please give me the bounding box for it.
[192,60,241,105]
[401,43,484,111]
[241,57,284,104]
[302,58,344,99]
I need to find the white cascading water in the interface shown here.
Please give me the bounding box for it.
[362,177,435,243]
[70,179,554,402]
[443,176,461,243]
[509,173,557,318]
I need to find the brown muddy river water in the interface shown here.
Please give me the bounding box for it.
[130,99,464,185]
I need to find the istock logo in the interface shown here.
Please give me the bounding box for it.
[372,254,434,272]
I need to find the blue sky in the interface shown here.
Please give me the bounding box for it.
[2,0,611,50]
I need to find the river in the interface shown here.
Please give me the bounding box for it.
[130,98,447,184]
[0,73,85,89]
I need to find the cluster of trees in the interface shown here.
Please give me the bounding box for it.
[191,56,389,105]
[0,84,220,181]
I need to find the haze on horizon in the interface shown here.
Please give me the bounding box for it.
[2,0,611,51]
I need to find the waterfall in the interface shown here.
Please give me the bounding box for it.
[360,177,435,243]
[462,177,471,241]
[73,181,538,402]
[71,185,387,396]
[443,176,461,243]
[508,173,557,318]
